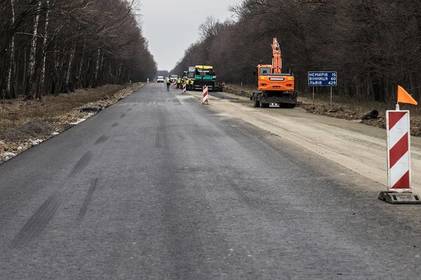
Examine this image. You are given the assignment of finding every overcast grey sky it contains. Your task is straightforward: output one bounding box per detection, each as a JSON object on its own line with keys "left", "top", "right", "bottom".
{"left": 138, "top": 0, "right": 240, "bottom": 71}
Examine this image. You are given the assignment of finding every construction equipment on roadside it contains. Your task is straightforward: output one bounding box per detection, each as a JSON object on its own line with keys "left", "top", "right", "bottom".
{"left": 186, "top": 65, "right": 223, "bottom": 92}
{"left": 251, "top": 38, "right": 297, "bottom": 108}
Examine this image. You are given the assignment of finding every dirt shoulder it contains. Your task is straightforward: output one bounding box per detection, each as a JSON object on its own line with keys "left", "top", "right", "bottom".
{"left": 186, "top": 87, "right": 421, "bottom": 194}
{"left": 0, "top": 83, "right": 143, "bottom": 162}
{"left": 224, "top": 84, "right": 421, "bottom": 136}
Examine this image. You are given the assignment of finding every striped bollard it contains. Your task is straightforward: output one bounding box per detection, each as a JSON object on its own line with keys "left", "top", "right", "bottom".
{"left": 379, "top": 109, "right": 421, "bottom": 204}
{"left": 202, "top": 86, "right": 209, "bottom": 105}
{"left": 182, "top": 84, "right": 187, "bottom": 94}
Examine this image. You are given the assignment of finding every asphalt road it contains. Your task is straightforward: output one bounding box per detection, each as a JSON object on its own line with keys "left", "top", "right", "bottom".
{"left": 1, "top": 84, "right": 421, "bottom": 279}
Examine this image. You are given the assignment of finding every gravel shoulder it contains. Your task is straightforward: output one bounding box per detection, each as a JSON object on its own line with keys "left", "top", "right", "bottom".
{"left": 187, "top": 88, "right": 421, "bottom": 194}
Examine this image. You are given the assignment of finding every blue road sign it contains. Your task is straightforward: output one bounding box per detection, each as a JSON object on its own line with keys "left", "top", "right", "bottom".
{"left": 308, "top": 71, "right": 337, "bottom": 87}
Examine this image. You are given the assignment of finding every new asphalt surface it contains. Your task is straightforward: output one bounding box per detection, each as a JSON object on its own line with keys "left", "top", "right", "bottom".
{"left": 1, "top": 84, "right": 421, "bottom": 279}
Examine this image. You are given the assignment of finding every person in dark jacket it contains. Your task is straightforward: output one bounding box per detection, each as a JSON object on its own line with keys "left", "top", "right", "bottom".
{"left": 166, "top": 77, "right": 171, "bottom": 91}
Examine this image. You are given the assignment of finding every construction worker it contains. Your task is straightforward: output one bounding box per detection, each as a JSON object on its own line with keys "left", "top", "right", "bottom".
{"left": 166, "top": 77, "right": 171, "bottom": 91}
{"left": 176, "top": 77, "right": 182, "bottom": 89}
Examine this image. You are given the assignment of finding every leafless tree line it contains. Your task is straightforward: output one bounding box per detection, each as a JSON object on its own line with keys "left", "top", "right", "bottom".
{"left": 173, "top": 0, "right": 421, "bottom": 103}
{"left": 0, "top": 0, "right": 156, "bottom": 99}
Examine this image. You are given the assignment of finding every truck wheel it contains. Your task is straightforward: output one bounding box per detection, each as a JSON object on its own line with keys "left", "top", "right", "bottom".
{"left": 260, "top": 102, "right": 269, "bottom": 108}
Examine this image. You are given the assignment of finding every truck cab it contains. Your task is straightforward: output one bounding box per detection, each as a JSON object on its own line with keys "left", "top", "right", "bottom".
{"left": 257, "top": 65, "right": 295, "bottom": 93}
{"left": 193, "top": 65, "right": 216, "bottom": 90}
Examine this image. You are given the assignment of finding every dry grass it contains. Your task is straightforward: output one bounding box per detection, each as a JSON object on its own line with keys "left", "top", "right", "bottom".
{"left": 0, "top": 83, "right": 142, "bottom": 160}
{"left": 299, "top": 94, "right": 421, "bottom": 136}
{"left": 0, "top": 85, "right": 124, "bottom": 132}
{"left": 224, "top": 84, "right": 254, "bottom": 98}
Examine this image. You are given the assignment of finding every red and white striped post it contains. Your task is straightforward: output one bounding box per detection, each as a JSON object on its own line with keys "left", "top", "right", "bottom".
{"left": 182, "top": 83, "right": 187, "bottom": 94}
{"left": 386, "top": 110, "right": 411, "bottom": 191}
{"left": 379, "top": 104, "right": 421, "bottom": 203}
{"left": 202, "top": 86, "right": 209, "bottom": 105}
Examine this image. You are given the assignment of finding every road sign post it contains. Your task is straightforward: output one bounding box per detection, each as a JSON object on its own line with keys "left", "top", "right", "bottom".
{"left": 330, "top": 86, "right": 333, "bottom": 107}
{"left": 308, "top": 71, "right": 337, "bottom": 107}
{"left": 312, "top": 87, "right": 315, "bottom": 105}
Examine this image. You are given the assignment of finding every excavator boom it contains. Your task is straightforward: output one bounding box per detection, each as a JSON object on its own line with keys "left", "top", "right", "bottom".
{"left": 271, "top": 38, "right": 282, "bottom": 74}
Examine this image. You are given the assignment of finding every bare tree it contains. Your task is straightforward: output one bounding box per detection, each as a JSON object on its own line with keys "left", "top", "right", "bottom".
{"left": 173, "top": 0, "right": 421, "bottom": 104}
{"left": 6, "top": 0, "right": 16, "bottom": 98}
{"left": 27, "top": 0, "right": 42, "bottom": 98}
{"left": 39, "top": 0, "right": 50, "bottom": 98}
{"left": 0, "top": 0, "right": 157, "bottom": 99}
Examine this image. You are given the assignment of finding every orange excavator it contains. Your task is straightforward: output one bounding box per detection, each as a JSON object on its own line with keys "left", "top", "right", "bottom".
{"left": 251, "top": 38, "right": 297, "bottom": 108}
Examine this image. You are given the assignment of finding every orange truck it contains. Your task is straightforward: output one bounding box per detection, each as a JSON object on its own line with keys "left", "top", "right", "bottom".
{"left": 251, "top": 38, "right": 297, "bottom": 108}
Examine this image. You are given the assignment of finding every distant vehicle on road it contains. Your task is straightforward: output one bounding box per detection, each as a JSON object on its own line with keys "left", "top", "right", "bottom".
{"left": 156, "top": 76, "right": 165, "bottom": 83}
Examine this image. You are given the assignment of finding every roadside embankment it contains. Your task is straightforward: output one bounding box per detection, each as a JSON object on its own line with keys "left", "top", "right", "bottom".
{"left": 224, "top": 84, "right": 421, "bottom": 136}
{"left": 0, "top": 83, "right": 143, "bottom": 163}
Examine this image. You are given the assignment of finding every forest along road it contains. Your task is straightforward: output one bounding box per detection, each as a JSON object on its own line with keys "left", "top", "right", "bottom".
{"left": 198, "top": 90, "right": 421, "bottom": 195}
{"left": 1, "top": 83, "right": 421, "bottom": 279}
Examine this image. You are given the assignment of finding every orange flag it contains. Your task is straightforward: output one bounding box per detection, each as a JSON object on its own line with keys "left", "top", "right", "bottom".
{"left": 398, "top": 85, "right": 418, "bottom": 106}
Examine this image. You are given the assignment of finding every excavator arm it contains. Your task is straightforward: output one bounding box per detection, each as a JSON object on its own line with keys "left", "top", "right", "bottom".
{"left": 271, "top": 38, "right": 282, "bottom": 74}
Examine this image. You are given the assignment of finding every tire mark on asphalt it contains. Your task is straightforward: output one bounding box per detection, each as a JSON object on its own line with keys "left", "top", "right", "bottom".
{"left": 177, "top": 132, "right": 186, "bottom": 141}
{"left": 155, "top": 131, "right": 161, "bottom": 148}
{"left": 155, "top": 111, "right": 166, "bottom": 148}
{"left": 112, "top": 122, "right": 119, "bottom": 127}
{"left": 69, "top": 151, "right": 92, "bottom": 176}
{"left": 95, "top": 135, "right": 109, "bottom": 145}
{"left": 77, "top": 178, "right": 98, "bottom": 222}
{"left": 11, "top": 193, "right": 61, "bottom": 248}
{"left": 120, "top": 113, "right": 126, "bottom": 119}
